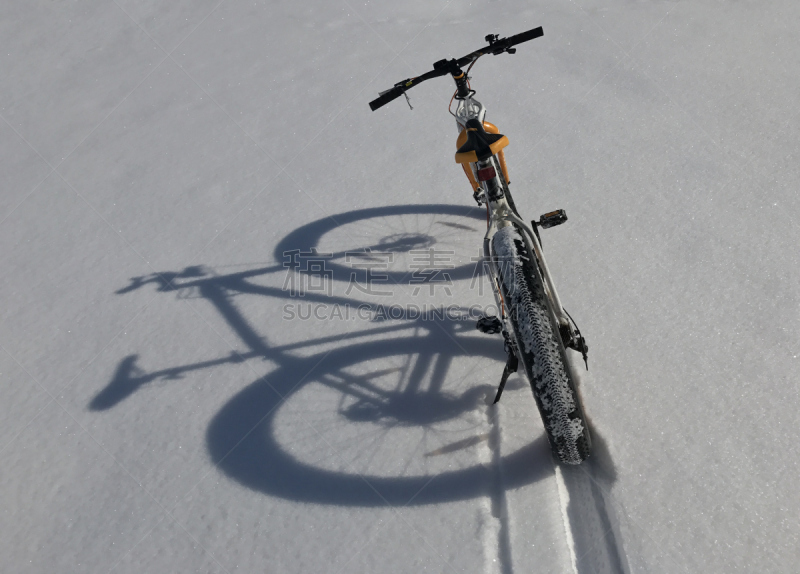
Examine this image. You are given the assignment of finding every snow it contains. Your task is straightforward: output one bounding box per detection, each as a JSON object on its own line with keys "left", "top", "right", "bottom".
{"left": 2, "top": 0, "right": 799, "bottom": 572}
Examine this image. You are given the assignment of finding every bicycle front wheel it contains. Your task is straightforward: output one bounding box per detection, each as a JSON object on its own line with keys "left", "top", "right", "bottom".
{"left": 491, "top": 225, "right": 591, "bottom": 464}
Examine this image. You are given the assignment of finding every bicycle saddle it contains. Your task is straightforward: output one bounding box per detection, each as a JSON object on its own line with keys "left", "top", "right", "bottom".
{"left": 455, "top": 119, "right": 509, "bottom": 164}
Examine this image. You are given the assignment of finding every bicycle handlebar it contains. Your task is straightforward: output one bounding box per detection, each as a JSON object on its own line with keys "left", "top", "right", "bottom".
{"left": 369, "top": 26, "right": 543, "bottom": 111}
{"left": 502, "top": 26, "right": 545, "bottom": 51}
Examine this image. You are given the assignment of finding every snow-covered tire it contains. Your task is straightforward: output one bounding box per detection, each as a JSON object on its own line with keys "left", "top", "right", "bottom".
{"left": 491, "top": 225, "right": 591, "bottom": 464}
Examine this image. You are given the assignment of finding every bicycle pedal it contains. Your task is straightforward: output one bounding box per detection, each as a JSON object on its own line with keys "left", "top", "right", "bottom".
{"left": 476, "top": 316, "right": 502, "bottom": 334}
{"left": 538, "top": 209, "right": 567, "bottom": 229}
{"left": 473, "top": 188, "right": 486, "bottom": 206}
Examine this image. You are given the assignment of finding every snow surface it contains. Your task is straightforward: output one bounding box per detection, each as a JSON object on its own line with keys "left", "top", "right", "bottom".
{"left": 2, "top": 0, "right": 799, "bottom": 572}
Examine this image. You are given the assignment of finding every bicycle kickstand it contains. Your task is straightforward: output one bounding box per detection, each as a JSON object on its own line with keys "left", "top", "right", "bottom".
{"left": 493, "top": 332, "right": 519, "bottom": 404}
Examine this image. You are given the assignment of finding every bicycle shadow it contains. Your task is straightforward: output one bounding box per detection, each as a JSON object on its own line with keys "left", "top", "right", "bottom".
{"left": 91, "top": 204, "right": 619, "bottom": 529}
{"left": 206, "top": 330, "right": 557, "bottom": 507}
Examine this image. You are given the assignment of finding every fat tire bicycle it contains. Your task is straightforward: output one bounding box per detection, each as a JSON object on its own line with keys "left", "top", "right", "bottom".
{"left": 369, "top": 26, "right": 593, "bottom": 464}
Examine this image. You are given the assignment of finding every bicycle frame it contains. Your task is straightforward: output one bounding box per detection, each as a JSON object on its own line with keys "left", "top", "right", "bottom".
{"left": 452, "top": 94, "right": 570, "bottom": 329}
{"left": 367, "top": 27, "right": 592, "bottom": 463}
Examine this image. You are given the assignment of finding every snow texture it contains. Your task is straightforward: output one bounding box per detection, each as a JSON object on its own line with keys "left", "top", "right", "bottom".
{"left": 2, "top": 0, "right": 800, "bottom": 573}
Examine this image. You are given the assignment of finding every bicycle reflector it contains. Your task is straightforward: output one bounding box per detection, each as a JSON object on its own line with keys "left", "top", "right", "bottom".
{"left": 477, "top": 165, "right": 496, "bottom": 181}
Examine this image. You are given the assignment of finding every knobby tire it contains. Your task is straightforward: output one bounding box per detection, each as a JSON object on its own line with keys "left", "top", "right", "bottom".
{"left": 491, "top": 225, "right": 591, "bottom": 464}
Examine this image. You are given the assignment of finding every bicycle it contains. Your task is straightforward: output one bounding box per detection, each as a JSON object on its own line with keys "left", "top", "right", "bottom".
{"left": 369, "top": 26, "right": 593, "bottom": 464}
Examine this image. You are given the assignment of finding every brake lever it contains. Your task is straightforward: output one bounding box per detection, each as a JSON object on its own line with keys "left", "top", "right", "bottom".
{"left": 379, "top": 78, "right": 413, "bottom": 97}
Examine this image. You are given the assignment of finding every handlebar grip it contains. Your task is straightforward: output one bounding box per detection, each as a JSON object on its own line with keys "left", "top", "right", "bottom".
{"left": 506, "top": 26, "right": 543, "bottom": 47}
{"left": 369, "top": 87, "right": 405, "bottom": 111}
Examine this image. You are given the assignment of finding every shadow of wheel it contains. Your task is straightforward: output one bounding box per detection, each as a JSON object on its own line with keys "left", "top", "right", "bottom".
{"left": 274, "top": 204, "right": 485, "bottom": 284}
{"left": 207, "top": 335, "right": 553, "bottom": 506}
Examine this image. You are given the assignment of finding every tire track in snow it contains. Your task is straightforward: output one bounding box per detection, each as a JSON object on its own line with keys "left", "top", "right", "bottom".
{"left": 482, "top": 363, "right": 629, "bottom": 573}
{"left": 478, "top": 400, "right": 513, "bottom": 574}
{"left": 487, "top": 404, "right": 513, "bottom": 574}
{"left": 554, "top": 430, "right": 631, "bottom": 574}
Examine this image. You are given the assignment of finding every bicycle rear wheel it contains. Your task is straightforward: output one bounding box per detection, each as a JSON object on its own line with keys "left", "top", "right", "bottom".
{"left": 491, "top": 225, "right": 591, "bottom": 464}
